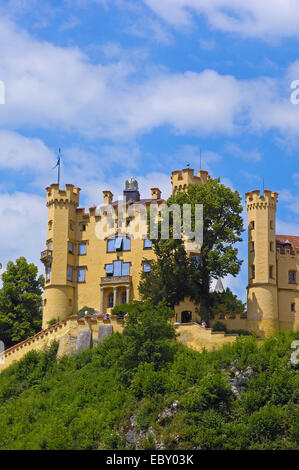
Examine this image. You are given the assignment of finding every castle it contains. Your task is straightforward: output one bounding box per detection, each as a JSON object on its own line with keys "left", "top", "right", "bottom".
{"left": 40, "top": 168, "right": 299, "bottom": 337}
{"left": 1, "top": 167, "right": 298, "bottom": 372}
{"left": 41, "top": 168, "right": 209, "bottom": 329}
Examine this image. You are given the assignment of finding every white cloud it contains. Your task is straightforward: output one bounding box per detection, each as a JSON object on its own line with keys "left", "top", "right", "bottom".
{"left": 0, "top": 130, "right": 55, "bottom": 172}
{"left": 0, "top": 17, "right": 299, "bottom": 143}
{"left": 277, "top": 189, "right": 299, "bottom": 216}
{"left": 0, "top": 192, "right": 46, "bottom": 274}
{"left": 293, "top": 173, "right": 299, "bottom": 185}
{"left": 276, "top": 219, "right": 299, "bottom": 236}
{"left": 225, "top": 143, "right": 262, "bottom": 162}
{"left": 143, "top": 0, "right": 299, "bottom": 40}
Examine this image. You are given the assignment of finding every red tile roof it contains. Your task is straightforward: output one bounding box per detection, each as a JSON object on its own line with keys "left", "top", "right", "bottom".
{"left": 276, "top": 235, "right": 299, "bottom": 254}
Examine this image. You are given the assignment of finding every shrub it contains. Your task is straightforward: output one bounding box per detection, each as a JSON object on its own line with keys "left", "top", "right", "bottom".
{"left": 212, "top": 321, "right": 228, "bottom": 333}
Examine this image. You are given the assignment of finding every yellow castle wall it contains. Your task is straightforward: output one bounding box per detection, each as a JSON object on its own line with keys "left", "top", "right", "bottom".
{"left": 175, "top": 323, "right": 239, "bottom": 351}
{"left": 0, "top": 315, "right": 124, "bottom": 373}
{"left": 210, "top": 314, "right": 248, "bottom": 331}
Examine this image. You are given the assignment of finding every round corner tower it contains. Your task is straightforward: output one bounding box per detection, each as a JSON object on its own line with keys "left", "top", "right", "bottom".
{"left": 246, "top": 189, "right": 279, "bottom": 337}
{"left": 41, "top": 184, "right": 81, "bottom": 329}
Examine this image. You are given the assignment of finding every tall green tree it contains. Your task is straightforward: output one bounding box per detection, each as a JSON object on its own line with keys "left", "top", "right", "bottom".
{"left": 114, "top": 300, "right": 175, "bottom": 371}
{"left": 0, "top": 257, "right": 44, "bottom": 348}
{"left": 139, "top": 178, "right": 244, "bottom": 320}
{"left": 139, "top": 238, "right": 200, "bottom": 308}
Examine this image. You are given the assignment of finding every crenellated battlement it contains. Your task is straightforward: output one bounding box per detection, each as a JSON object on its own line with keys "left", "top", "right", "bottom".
{"left": 246, "top": 189, "right": 278, "bottom": 211}
{"left": 46, "top": 184, "right": 81, "bottom": 207}
{"left": 171, "top": 168, "right": 210, "bottom": 194}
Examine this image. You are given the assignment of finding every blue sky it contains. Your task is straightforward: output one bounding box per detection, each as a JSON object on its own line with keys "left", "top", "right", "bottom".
{"left": 1, "top": 0, "right": 299, "bottom": 301}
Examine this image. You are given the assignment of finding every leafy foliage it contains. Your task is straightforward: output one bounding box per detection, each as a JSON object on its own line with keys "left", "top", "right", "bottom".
{"left": 0, "top": 257, "right": 44, "bottom": 348}
{"left": 209, "top": 288, "right": 246, "bottom": 317}
{"left": 0, "top": 324, "right": 298, "bottom": 450}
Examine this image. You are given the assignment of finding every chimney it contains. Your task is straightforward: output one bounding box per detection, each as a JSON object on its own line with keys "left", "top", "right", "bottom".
{"left": 103, "top": 190, "right": 113, "bottom": 205}
{"left": 151, "top": 188, "right": 162, "bottom": 200}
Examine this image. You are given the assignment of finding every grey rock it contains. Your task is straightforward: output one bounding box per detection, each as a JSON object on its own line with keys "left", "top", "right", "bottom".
{"left": 98, "top": 325, "right": 113, "bottom": 342}
{"left": 125, "top": 429, "right": 137, "bottom": 445}
{"left": 157, "top": 400, "right": 179, "bottom": 423}
{"left": 228, "top": 366, "right": 254, "bottom": 396}
{"left": 76, "top": 329, "right": 92, "bottom": 352}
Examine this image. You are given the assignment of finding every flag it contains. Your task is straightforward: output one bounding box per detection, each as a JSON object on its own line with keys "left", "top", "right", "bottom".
{"left": 52, "top": 149, "right": 61, "bottom": 170}
{"left": 52, "top": 155, "right": 60, "bottom": 170}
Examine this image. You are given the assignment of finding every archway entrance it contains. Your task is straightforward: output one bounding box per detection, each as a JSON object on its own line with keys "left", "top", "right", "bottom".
{"left": 181, "top": 311, "right": 192, "bottom": 323}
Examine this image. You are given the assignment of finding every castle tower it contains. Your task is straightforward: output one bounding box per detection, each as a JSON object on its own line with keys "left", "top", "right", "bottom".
{"left": 41, "top": 184, "right": 81, "bottom": 328}
{"left": 171, "top": 169, "right": 210, "bottom": 194}
{"left": 246, "top": 189, "right": 279, "bottom": 337}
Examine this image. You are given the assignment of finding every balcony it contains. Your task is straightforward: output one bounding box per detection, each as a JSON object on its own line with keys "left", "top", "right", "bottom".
{"left": 100, "top": 275, "right": 131, "bottom": 286}
{"left": 40, "top": 249, "right": 52, "bottom": 265}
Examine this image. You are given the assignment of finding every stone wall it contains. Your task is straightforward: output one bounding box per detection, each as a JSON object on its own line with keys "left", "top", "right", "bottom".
{"left": 0, "top": 314, "right": 124, "bottom": 373}
{"left": 175, "top": 322, "right": 239, "bottom": 352}
{"left": 0, "top": 315, "right": 245, "bottom": 373}
{"left": 210, "top": 312, "right": 248, "bottom": 332}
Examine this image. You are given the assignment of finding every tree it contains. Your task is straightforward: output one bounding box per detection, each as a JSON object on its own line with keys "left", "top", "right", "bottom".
{"left": 208, "top": 288, "right": 246, "bottom": 317}
{"left": 0, "top": 257, "right": 44, "bottom": 348}
{"left": 139, "top": 178, "right": 244, "bottom": 321}
{"left": 118, "top": 300, "right": 176, "bottom": 370}
{"left": 139, "top": 238, "right": 199, "bottom": 308}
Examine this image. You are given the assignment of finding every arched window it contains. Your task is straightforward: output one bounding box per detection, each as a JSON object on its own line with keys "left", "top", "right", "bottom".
{"left": 121, "top": 291, "right": 127, "bottom": 304}
{"left": 108, "top": 293, "right": 113, "bottom": 308}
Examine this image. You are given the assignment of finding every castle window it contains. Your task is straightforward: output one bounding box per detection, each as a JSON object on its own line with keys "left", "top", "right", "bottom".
{"left": 107, "top": 239, "right": 115, "bottom": 252}
{"left": 143, "top": 262, "right": 151, "bottom": 273}
{"left": 46, "top": 266, "right": 51, "bottom": 282}
{"left": 105, "top": 264, "right": 113, "bottom": 276}
{"left": 121, "top": 291, "right": 127, "bottom": 304}
{"left": 270, "top": 242, "right": 274, "bottom": 252}
{"left": 121, "top": 262, "right": 130, "bottom": 276}
{"left": 107, "top": 237, "right": 131, "bottom": 252}
{"left": 122, "top": 238, "right": 131, "bottom": 251}
{"left": 249, "top": 221, "right": 255, "bottom": 230}
{"left": 68, "top": 242, "right": 74, "bottom": 254}
{"left": 77, "top": 267, "right": 86, "bottom": 283}
{"left": 288, "top": 271, "right": 296, "bottom": 284}
{"left": 144, "top": 238, "right": 152, "bottom": 249}
{"left": 81, "top": 224, "right": 86, "bottom": 232}
{"left": 67, "top": 266, "right": 73, "bottom": 282}
{"left": 250, "top": 241, "right": 254, "bottom": 252}
{"left": 70, "top": 223, "right": 74, "bottom": 231}
{"left": 270, "top": 220, "right": 274, "bottom": 229}
{"left": 108, "top": 293, "right": 114, "bottom": 308}
{"left": 269, "top": 265, "right": 274, "bottom": 279}
{"left": 48, "top": 220, "right": 53, "bottom": 230}
{"left": 105, "top": 261, "right": 130, "bottom": 277}
{"left": 47, "top": 240, "right": 52, "bottom": 251}
{"left": 251, "top": 265, "right": 255, "bottom": 279}
{"left": 291, "top": 303, "right": 296, "bottom": 312}
{"left": 79, "top": 243, "right": 86, "bottom": 255}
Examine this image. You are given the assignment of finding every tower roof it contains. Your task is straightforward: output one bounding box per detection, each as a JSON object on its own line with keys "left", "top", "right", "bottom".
{"left": 214, "top": 278, "right": 225, "bottom": 294}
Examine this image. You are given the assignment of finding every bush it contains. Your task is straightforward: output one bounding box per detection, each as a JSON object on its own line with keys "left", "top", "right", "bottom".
{"left": 111, "top": 304, "right": 129, "bottom": 319}
{"left": 212, "top": 321, "right": 228, "bottom": 333}
{"left": 78, "top": 306, "right": 95, "bottom": 317}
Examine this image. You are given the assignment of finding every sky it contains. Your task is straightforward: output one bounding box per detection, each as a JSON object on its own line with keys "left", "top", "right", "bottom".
{"left": 1, "top": 0, "right": 299, "bottom": 301}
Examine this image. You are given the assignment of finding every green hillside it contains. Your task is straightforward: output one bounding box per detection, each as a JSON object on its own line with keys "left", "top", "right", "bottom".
{"left": 0, "top": 307, "right": 298, "bottom": 450}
